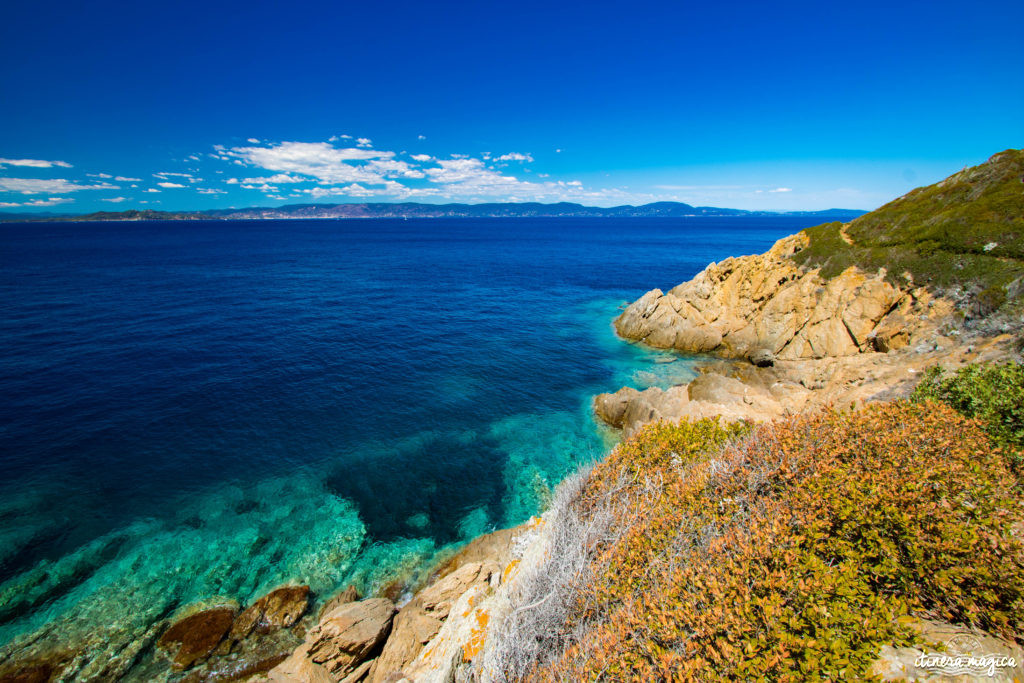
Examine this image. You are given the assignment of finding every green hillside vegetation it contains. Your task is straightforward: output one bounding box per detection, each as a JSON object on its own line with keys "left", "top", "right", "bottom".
{"left": 792, "top": 149, "right": 1024, "bottom": 311}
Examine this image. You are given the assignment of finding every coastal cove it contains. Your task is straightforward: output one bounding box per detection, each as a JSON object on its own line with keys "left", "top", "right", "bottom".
{"left": 0, "top": 216, "right": 826, "bottom": 673}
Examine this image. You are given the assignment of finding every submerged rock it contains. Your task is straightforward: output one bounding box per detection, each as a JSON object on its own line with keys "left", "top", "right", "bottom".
{"left": 157, "top": 604, "right": 238, "bottom": 670}
{"left": 230, "top": 585, "right": 310, "bottom": 641}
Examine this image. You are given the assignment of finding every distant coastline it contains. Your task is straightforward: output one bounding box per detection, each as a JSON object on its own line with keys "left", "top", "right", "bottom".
{"left": 0, "top": 201, "right": 867, "bottom": 223}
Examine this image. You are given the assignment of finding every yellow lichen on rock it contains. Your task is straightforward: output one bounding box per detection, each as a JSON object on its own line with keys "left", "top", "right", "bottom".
{"left": 461, "top": 610, "right": 490, "bottom": 662}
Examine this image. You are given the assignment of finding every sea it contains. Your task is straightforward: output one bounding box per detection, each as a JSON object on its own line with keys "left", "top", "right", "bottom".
{"left": 0, "top": 216, "right": 824, "bottom": 655}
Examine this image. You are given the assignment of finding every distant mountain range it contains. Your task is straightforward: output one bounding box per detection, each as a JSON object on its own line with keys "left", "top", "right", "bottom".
{"left": 0, "top": 201, "right": 867, "bottom": 222}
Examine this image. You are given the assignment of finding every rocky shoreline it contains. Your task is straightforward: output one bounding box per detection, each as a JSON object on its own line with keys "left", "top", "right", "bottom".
{"left": 237, "top": 226, "right": 1019, "bottom": 683}
{"left": 595, "top": 231, "right": 1019, "bottom": 435}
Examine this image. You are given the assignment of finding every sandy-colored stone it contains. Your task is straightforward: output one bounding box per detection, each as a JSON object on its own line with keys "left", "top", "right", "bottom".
{"left": 304, "top": 598, "right": 396, "bottom": 678}
{"left": 267, "top": 640, "right": 335, "bottom": 683}
{"left": 340, "top": 658, "right": 375, "bottom": 682}
{"left": 416, "top": 563, "right": 488, "bottom": 620}
{"left": 613, "top": 230, "right": 950, "bottom": 364}
{"left": 319, "top": 584, "right": 361, "bottom": 621}
{"left": 369, "top": 608, "right": 444, "bottom": 683}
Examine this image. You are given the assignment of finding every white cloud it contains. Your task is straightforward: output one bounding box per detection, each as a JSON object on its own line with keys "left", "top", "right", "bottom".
{"left": 0, "top": 158, "right": 72, "bottom": 168}
{"left": 114, "top": 176, "right": 142, "bottom": 182}
{"left": 23, "top": 197, "right": 73, "bottom": 207}
{"left": 1, "top": 196, "right": 71, "bottom": 207}
{"left": 145, "top": 188, "right": 161, "bottom": 193}
{"left": 209, "top": 137, "right": 649, "bottom": 205}
{"left": 416, "top": 157, "right": 628, "bottom": 203}
{"left": 304, "top": 180, "right": 417, "bottom": 199}
{"left": 0, "top": 178, "right": 117, "bottom": 194}
{"left": 88, "top": 172, "right": 114, "bottom": 179}
{"left": 102, "top": 196, "right": 128, "bottom": 203}
{"left": 417, "top": 135, "right": 426, "bottom": 140}
{"left": 246, "top": 138, "right": 260, "bottom": 143}
{"left": 225, "top": 140, "right": 406, "bottom": 185}
{"left": 494, "top": 152, "right": 534, "bottom": 163}
{"left": 239, "top": 173, "right": 306, "bottom": 184}
{"left": 769, "top": 187, "right": 793, "bottom": 193}
{"left": 329, "top": 134, "right": 353, "bottom": 142}
{"left": 364, "top": 158, "right": 424, "bottom": 178}
{"left": 157, "top": 182, "right": 185, "bottom": 188}
{"left": 555, "top": 149, "right": 562, "bottom": 153}
{"left": 197, "top": 188, "right": 226, "bottom": 194}
{"left": 154, "top": 172, "right": 199, "bottom": 182}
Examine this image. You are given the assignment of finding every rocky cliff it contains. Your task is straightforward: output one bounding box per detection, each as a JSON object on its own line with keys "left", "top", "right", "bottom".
{"left": 613, "top": 232, "right": 951, "bottom": 361}
{"left": 596, "top": 150, "right": 1023, "bottom": 436}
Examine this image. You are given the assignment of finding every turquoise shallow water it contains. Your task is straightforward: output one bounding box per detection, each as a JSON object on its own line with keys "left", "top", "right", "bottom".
{"left": 0, "top": 216, "right": 823, "bottom": 655}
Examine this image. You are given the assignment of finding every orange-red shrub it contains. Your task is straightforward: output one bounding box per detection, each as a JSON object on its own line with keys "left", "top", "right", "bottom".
{"left": 535, "top": 402, "right": 1024, "bottom": 681}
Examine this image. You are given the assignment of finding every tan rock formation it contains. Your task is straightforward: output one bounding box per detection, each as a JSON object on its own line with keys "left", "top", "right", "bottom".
{"left": 612, "top": 232, "right": 953, "bottom": 361}
{"left": 368, "top": 526, "right": 519, "bottom": 683}
{"left": 270, "top": 598, "right": 395, "bottom": 681}
{"left": 318, "top": 584, "right": 361, "bottom": 621}
{"left": 592, "top": 225, "right": 1011, "bottom": 435}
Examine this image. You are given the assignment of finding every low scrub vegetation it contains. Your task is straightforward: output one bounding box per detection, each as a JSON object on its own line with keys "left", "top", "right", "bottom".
{"left": 495, "top": 402, "right": 1024, "bottom": 681}
{"left": 791, "top": 149, "right": 1023, "bottom": 306}
{"left": 912, "top": 360, "right": 1024, "bottom": 474}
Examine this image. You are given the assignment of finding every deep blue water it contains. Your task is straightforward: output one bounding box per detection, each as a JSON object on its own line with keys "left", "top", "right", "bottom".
{"left": 0, "top": 216, "right": 823, "bottom": 649}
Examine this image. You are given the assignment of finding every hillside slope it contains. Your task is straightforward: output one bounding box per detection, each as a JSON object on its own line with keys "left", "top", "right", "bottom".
{"left": 793, "top": 148, "right": 1024, "bottom": 305}
{"left": 613, "top": 149, "right": 1023, "bottom": 363}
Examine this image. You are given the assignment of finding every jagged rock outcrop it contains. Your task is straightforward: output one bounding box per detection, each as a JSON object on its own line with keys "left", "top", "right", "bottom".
{"left": 308, "top": 598, "right": 396, "bottom": 678}
{"left": 367, "top": 527, "right": 518, "bottom": 682}
{"left": 613, "top": 233, "right": 953, "bottom": 361}
{"left": 596, "top": 224, "right": 986, "bottom": 435}
{"left": 270, "top": 597, "right": 395, "bottom": 681}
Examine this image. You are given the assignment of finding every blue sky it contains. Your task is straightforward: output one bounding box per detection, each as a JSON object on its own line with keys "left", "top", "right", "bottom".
{"left": 1, "top": 0, "right": 1021, "bottom": 213}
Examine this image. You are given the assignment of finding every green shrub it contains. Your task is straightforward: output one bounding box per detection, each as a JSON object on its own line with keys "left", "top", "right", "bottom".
{"left": 912, "top": 361, "right": 1024, "bottom": 473}
{"left": 974, "top": 285, "right": 1008, "bottom": 315}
